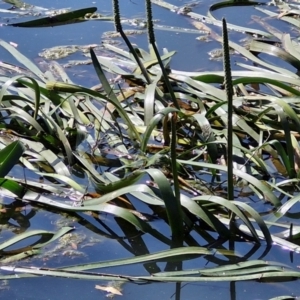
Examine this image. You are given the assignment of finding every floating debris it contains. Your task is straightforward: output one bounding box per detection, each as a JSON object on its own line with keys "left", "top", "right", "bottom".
{"left": 39, "top": 44, "right": 100, "bottom": 60}
{"left": 62, "top": 249, "right": 85, "bottom": 258}
{"left": 196, "top": 35, "right": 211, "bottom": 42}
{"left": 58, "top": 232, "right": 86, "bottom": 248}
{"left": 102, "top": 30, "right": 146, "bottom": 38}
{"left": 95, "top": 281, "right": 125, "bottom": 298}
{"left": 208, "top": 48, "right": 224, "bottom": 60}
{"left": 208, "top": 48, "right": 234, "bottom": 60}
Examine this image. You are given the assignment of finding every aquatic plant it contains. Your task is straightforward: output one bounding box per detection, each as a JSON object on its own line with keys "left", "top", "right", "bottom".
{"left": 1, "top": 2, "right": 300, "bottom": 297}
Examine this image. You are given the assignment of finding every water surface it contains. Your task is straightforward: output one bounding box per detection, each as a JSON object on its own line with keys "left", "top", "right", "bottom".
{"left": 0, "top": 0, "right": 300, "bottom": 299}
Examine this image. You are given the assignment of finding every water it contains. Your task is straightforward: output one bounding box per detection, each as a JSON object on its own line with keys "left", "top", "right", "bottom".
{"left": 0, "top": 0, "right": 300, "bottom": 299}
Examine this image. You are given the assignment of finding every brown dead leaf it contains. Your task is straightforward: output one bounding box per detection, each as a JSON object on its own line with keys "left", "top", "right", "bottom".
{"left": 71, "top": 242, "right": 77, "bottom": 250}
{"left": 95, "top": 285, "right": 122, "bottom": 296}
{"left": 190, "top": 20, "right": 211, "bottom": 33}
{"left": 9, "top": 41, "right": 18, "bottom": 47}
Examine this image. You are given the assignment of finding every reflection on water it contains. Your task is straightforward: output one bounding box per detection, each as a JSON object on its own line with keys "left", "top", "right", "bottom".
{"left": 1, "top": 193, "right": 300, "bottom": 299}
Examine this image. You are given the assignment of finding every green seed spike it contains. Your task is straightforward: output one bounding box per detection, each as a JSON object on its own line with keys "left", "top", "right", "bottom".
{"left": 145, "top": 0, "right": 180, "bottom": 110}
{"left": 222, "top": 18, "right": 234, "bottom": 203}
{"left": 112, "top": 0, "right": 122, "bottom": 32}
{"left": 112, "top": 0, "right": 151, "bottom": 84}
{"left": 145, "top": 0, "right": 155, "bottom": 44}
{"left": 222, "top": 19, "right": 233, "bottom": 102}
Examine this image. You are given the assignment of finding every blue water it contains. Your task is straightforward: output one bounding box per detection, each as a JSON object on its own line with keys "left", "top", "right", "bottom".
{"left": 0, "top": 0, "right": 300, "bottom": 299}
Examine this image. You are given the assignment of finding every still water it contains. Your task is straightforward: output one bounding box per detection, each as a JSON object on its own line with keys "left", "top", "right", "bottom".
{"left": 0, "top": 0, "right": 300, "bottom": 299}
